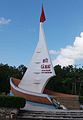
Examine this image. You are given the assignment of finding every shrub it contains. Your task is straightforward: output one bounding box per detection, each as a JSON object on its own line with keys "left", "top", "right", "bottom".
{"left": 0, "top": 96, "right": 26, "bottom": 108}
{"left": 79, "top": 96, "right": 83, "bottom": 104}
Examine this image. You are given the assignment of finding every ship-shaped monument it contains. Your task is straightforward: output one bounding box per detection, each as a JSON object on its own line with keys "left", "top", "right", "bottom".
{"left": 10, "top": 6, "right": 65, "bottom": 111}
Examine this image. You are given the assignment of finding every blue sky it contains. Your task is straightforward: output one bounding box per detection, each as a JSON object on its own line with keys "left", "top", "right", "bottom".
{"left": 0, "top": 0, "right": 83, "bottom": 67}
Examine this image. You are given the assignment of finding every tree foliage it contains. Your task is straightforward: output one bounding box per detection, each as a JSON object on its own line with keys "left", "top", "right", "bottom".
{"left": 0, "top": 63, "right": 83, "bottom": 96}
{"left": 0, "top": 63, "right": 27, "bottom": 94}
{"left": 46, "top": 65, "right": 83, "bottom": 96}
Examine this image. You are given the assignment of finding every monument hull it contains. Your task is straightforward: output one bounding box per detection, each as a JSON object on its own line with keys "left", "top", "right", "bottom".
{"left": 10, "top": 77, "right": 52, "bottom": 105}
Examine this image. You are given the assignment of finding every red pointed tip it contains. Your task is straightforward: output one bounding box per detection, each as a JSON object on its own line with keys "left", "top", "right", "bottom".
{"left": 40, "top": 5, "right": 46, "bottom": 23}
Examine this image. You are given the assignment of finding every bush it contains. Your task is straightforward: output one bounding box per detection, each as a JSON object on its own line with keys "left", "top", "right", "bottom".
{"left": 79, "top": 96, "right": 83, "bottom": 104}
{"left": 0, "top": 96, "right": 26, "bottom": 108}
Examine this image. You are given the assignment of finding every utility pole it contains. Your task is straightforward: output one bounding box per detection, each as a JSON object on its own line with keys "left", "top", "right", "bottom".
{"left": 74, "top": 79, "right": 77, "bottom": 95}
{"left": 79, "top": 81, "right": 83, "bottom": 96}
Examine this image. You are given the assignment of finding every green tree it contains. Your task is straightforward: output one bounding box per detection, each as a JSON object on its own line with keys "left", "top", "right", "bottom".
{"left": 0, "top": 63, "right": 27, "bottom": 94}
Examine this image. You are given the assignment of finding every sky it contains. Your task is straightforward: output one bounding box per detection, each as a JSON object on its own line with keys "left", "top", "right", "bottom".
{"left": 0, "top": 0, "right": 83, "bottom": 67}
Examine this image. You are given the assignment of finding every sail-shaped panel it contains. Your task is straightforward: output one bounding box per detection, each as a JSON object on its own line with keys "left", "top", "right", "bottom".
{"left": 18, "top": 23, "right": 55, "bottom": 93}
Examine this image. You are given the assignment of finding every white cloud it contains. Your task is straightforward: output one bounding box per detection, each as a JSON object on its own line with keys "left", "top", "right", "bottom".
{"left": 52, "top": 32, "right": 83, "bottom": 67}
{"left": 49, "top": 50, "right": 59, "bottom": 55}
{"left": 0, "top": 17, "right": 11, "bottom": 25}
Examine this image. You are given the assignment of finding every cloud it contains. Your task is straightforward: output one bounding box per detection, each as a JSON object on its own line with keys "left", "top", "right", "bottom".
{"left": 0, "top": 17, "right": 11, "bottom": 25}
{"left": 49, "top": 50, "right": 59, "bottom": 55}
{"left": 52, "top": 32, "right": 83, "bottom": 67}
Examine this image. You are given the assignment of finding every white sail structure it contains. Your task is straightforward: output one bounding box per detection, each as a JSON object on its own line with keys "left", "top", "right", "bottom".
{"left": 10, "top": 6, "right": 67, "bottom": 110}
{"left": 10, "top": 5, "right": 57, "bottom": 106}
{"left": 18, "top": 6, "right": 55, "bottom": 93}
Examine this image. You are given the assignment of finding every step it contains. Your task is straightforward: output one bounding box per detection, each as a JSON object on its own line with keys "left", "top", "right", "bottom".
{"left": 17, "top": 110, "right": 83, "bottom": 119}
